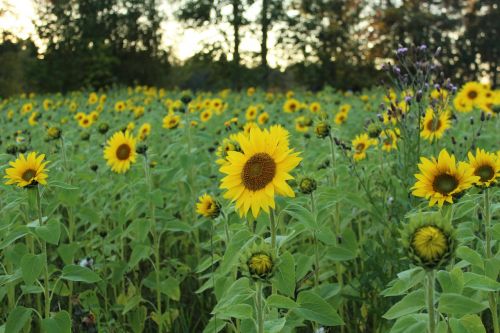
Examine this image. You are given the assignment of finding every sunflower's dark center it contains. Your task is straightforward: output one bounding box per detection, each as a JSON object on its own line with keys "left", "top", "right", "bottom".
{"left": 22, "top": 169, "right": 36, "bottom": 182}
{"left": 116, "top": 144, "right": 131, "bottom": 160}
{"left": 83, "top": 119, "right": 89, "bottom": 124}
{"left": 206, "top": 201, "right": 212, "bottom": 210}
{"left": 383, "top": 138, "right": 392, "bottom": 145}
{"left": 242, "top": 153, "right": 276, "bottom": 191}
{"left": 290, "top": 103, "right": 296, "bottom": 110}
{"left": 426, "top": 119, "right": 442, "bottom": 131}
{"left": 467, "top": 90, "right": 478, "bottom": 100}
{"left": 475, "top": 165, "right": 494, "bottom": 182}
{"left": 433, "top": 173, "right": 458, "bottom": 195}
{"left": 355, "top": 143, "right": 365, "bottom": 152}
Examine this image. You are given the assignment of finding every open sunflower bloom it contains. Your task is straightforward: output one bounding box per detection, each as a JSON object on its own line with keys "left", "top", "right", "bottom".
{"left": 4, "top": 152, "right": 49, "bottom": 187}
{"left": 220, "top": 125, "right": 301, "bottom": 218}
{"left": 103, "top": 130, "right": 137, "bottom": 174}
{"left": 412, "top": 149, "right": 479, "bottom": 207}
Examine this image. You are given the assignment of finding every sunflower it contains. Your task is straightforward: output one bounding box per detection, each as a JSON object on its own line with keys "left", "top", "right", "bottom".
{"left": 103, "top": 131, "right": 137, "bottom": 173}
{"left": 162, "top": 113, "right": 181, "bottom": 129}
{"left": 115, "top": 101, "right": 126, "bottom": 112}
{"left": 309, "top": 102, "right": 321, "bottom": 113}
{"left": 43, "top": 99, "right": 53, "bottom": 111}
{"left": 219, "top": 126, "right": 301, "bottom": 218}
{"left": 295, "top": 116, "right": 309, "bottom": 133}
{"left": 339, "top": 104, "right": 351, "bottom": 114}
{"left": 412, "top": 149, "right": 479, "bottom": 207}
{"left": 460, "top": 81, "right": 485, "bottom": 106}
{"left": 88, "top": 92, "right": 98, "bottom": 105}
{"left": 243, "top": 122, "right": 259, "bottom": 136}
{"left": 380, "top": 129, "right": 399, "bottom": 152}
{"left": 28, "top": 112, "right": 40, "bottom": 126}
{"left": 22, "top": 103, "right": 33, "bottom": 115}
{"left": 453, "top": 95, "right": 473, "bottom": 113}
{"left": 352, "top": 133, "right": 376, "bottom": 161}
{"left": 196, "top": 194, "right": 221, "bottom": 219}
{"left": 257, "top": 112, "right": 270, "bottom": 125}
{"left": 466, "top": 148, "right": 500, "bottom": 187}
{"left": 335, "top": 112, "right": 348, "bottom": 125}
{"left": 138, "top": 123, "right": 151, "bottom": 141}
{"left": 283, "top": 98, "right": 300, "bottom": 113}
{"left": 420, "top": 109, "right": 451, "bottom": 142}
{"left": 4, "top": 152, "right": 49, "bottom": 187}
{"left": 79, "top": 115, "right": 93, "bottom": 128}
{"left": 200, "top": 109, "right": 213, "bottom": 122}
{"left": 246, "top": 106, "right": 258, "bottom": 121}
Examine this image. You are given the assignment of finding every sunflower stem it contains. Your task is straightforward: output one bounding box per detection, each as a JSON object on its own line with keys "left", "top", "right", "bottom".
{"left": 255, "top": 281, "right": 264, "bottom": 333}
{"left": 35, "top": 186, "right": 50, "bottom": 319}
{"left": 311, "top": 192, "right": 320, "bottom": 286}
{"left": 143, "top": 155, "right": 164, "bottom": 333}
{"left": 269, "top": 209, "right": 277, "bottom": 250}
{"left": 426, "top": 270, "right": 436, "bottom": 333}
{"left": 484, "top": 188, "right": 499, "bottom": 333}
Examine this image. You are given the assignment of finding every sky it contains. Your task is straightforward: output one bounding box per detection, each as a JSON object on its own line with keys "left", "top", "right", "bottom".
{"left": 0, "top": 0, "right": 284, "bottom": 67}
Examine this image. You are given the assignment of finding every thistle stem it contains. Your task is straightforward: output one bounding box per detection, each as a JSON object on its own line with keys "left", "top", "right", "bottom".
{"left": 484, "top": 188, "right": 499, "bottom": 333}
{"left": 426, "top": 270, "right": 436, "bottom": 333}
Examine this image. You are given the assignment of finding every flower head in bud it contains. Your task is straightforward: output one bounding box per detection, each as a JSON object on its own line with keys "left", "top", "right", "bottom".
{"left": 314, "top": 121, "right": 330, "bottom": 139}
{"left": 241, "top": 243, "right": 276, "bottom": 282}
{"left": 402, "top": 212, "right": 456, "bottom": 270}
{"left": 299, "top": 177, "right": 317, "bottom": 194}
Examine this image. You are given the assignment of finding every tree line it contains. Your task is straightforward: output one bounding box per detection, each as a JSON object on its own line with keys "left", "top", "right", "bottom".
{"left": 0, "top": 0, "right": 498, "bottom": 96}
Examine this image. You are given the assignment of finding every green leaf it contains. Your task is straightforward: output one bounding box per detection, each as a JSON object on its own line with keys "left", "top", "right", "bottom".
{"left": 5, "top": 306, "right": 32, "bottom": 333}
{"left": 389, "top": 314, "right": 427, "bottom": 333}
{"left": 383, "top": 290, "right": 426, "bottom": 320}
{"left": 35, "top": 220, "right": 61, "bottom": 245}
{"left": 213, "top": 278, "right": 253, "bottom": 313}
{"left": 220, "top": 230, "right": 254, "bottom": 275}
{"left": 0, "top": 227, "right": 29, "bottom": 250}
{"left": 221, "top": 304, "right": 253, "bottom": 319}
{"left": 459, "top": 314, "right": 486, "bottom": 333}
{"left": 295, "top": 290, "right": 344, "bottom": 326}
{"left": 61, "top": 265, "right": 101, "bottom": 283}
{"left": 437, "top": 267, "right": 464, "bottom": 294}
{"left": 21, "top": 253, "right": 44, "bottom": 285}
{"left": 438, "top": 293, "right": 487, "bottom": 315}
{"left": 383, "top": 268, "right": 425, "bottom": 297}
{"left": 202, "top": 317, "right": 226, "bottom": 333}
{"left": 41, "top": 310, "right": 71, "bottom": 333}
{"left": 161, "top": 277, "right": 180, "bottom": 301}
{"left": 128, "top": 244, "right": 151, "bottom": 269}
{"left": 284, "top": 204, "right": 318, "bottom": 230}
{"left": 57, "top": 243, "right": 79, "bottom": 266}
{"left": 273, "top": 251, "right": 295, "bottom": 297}
{"left": 463, "top": 272, "right": 500, "bottom": 291}
{"left": 264, "top": 318, "right": 286, "bottom": 333}
{"left": 267, "top": 294, "right": 298, "bottom": 309}
{"left": 456, "top": 246, "right": 484, "bottom": 269}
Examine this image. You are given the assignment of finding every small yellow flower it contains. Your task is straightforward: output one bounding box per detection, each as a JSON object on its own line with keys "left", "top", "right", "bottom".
{"left": 163, "top": 113, "right": 181, "bottom": 129}
{"left": 196, "top": 194, "right": 220, "bottom": 219}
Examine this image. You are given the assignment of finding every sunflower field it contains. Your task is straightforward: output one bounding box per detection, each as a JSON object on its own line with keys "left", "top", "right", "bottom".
{"left": 0, "top": 47, "right": 499, "bottom": 333}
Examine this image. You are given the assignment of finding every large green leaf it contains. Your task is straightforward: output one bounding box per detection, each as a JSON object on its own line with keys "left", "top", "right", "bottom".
{"left": 295, "top": 290, "right": 344, "bottom": 326}
{"left": 273, "top": 251, "right": 295, "bottom": 297}
{"left": 5, "top": 306, "right": 32, "bottom": 333}
{"left": 61, "top": 265, "right": 101, "bottom": 283}
{"left": 35, "top": 219, "right": 61, "bottom": 245}
{"left": 383, "top": 290, "right": 426, "bottom": 320}
{"left": 438, "top": 293, "right": 487, "bottom": 315}
{"left": 41, "top": 310, "right": 71, "bottom": 333}
{"left": 20, "top": 253, "right": 44, "bottom": 285}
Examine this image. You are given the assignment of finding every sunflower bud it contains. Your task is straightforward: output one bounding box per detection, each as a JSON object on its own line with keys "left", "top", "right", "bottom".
{"left": 6, "top": 144, "right": 17, "bottom": 155}
{"left": 80, "top": 132, "right": 90, "bottom": 141}
{"left": 299, "top": 177, "right": 317, "bottom": 194}
{"left": 401, "top": 212, "right": 456, "bottom": 270}
{"left": 314, "top": 121, "right": 330, "bottom": 139}
{"left": 241, "top": 243, "right": 276, "bottom": 282}
{"left": 98, "top": 123, "right": 110, "bottom": 134}
{"left": 47, "top": 127, "right": 62, "bottom": 140}
{"left": 136, "top": 143, "right": 148, "bottom": 155}
{"left": 367, "top": 123, "right": 382, "bottom": 138}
